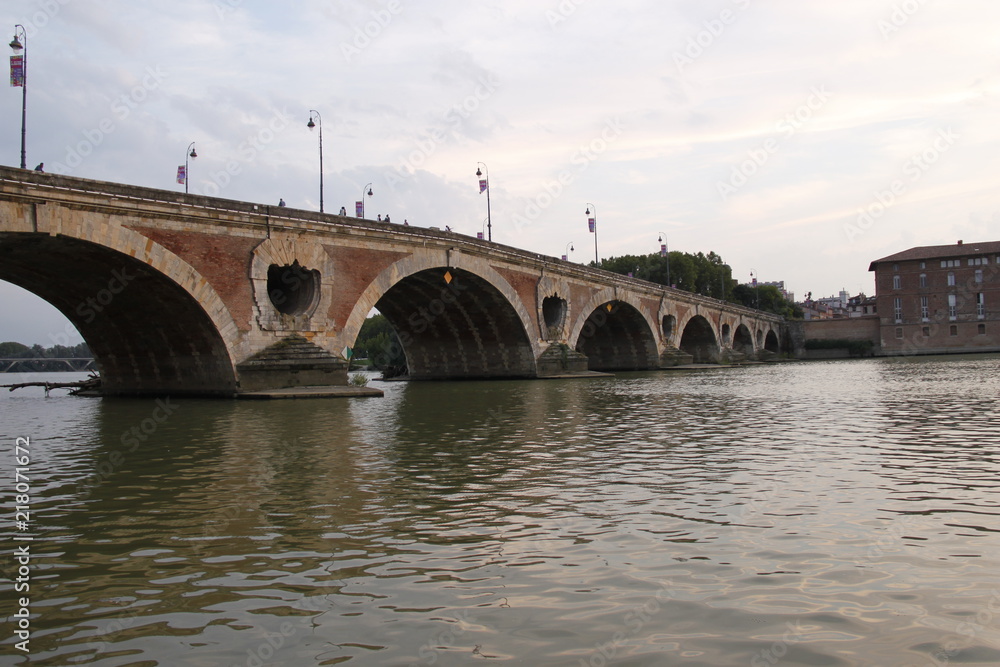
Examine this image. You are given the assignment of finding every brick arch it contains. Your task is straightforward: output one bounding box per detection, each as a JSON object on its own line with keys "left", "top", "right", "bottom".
{"left": 733, "top": 322, "right": 756, "bottom": 355}
{"left": 678, "top": 312, "right": 721, "bottom": 363}
{"left": 675, "top": 309, "right": 721, "bottom": 347}
{"left": 0, "top": 225, "right": 241, "bottom": 395}
{"left": 567, "top": 287, "right": 657, "bottom": 346}
{"left": 341, "top": 253, "right": 540, "bottom": 379}
{"left": 569, "top": 289, "right": 659, "bottom": 371}
{"left": 764, "top": 328, "right": 781, "bottom": 353}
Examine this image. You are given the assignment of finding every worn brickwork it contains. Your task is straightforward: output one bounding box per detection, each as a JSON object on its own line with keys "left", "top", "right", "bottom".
{"left": 128, "top": 226, "right": 259, "bottom": 331}
{"left": 323, "top": 244, "right": 409, "bottom": 328}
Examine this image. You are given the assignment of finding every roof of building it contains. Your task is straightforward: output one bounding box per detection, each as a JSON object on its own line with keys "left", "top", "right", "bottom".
{"left": 868, "top": 240, "right": 1000, "bottom": 270}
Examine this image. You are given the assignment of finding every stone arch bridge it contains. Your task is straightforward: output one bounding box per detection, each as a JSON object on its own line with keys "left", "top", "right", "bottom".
{"left": 0, "top": 167, "right": 784, "bottom": 395}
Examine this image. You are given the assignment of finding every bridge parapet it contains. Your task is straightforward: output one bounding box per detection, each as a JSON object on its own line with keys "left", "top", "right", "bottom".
{"left": 0, "top": 167, "right": 785, "bottom": 394}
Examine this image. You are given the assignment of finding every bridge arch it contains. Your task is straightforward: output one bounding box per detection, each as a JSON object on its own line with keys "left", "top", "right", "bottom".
{"left": 571, "top": 294, "right": 658, "bottom": 371}
{"left": 764, "top": 329, "right": 780, "bottom": 353}
{"left": 342, "top": 254, "right": 539, "bottom": 379}
{"left": 678, "top": 314, "right": 720, "bottom": 363}
{"left": 0, "top": 227, "right": 241, "bottom": 395}
{"left": 733, "top": 323, "right": 755, "bottom": 357}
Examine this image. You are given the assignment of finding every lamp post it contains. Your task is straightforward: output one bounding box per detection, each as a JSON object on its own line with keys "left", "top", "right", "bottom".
{"left": 476, "top": 162, "right": 491, "bottom": 242}
{"left": 9, "top": 25, "right": 27, "bottom": 169}
{"left": 750, "top": 268, "right": 759, "bottom": 309}
{"left": 658, "top": 232, "right": 670, "bottom": 288}
{"left": 183, "top": 142, "right": 197, "bottom": 193}
{"left": 563, "top": 241, "right": 574, "bottom": 261}
{"left": 307, "top": 110, "right": 324, "bottom": 213}
{"left": 361, "top": 182, "right": 373, "bottom": 219}
{"left": 585, "top": 204, "right": 598, "bottom": 265}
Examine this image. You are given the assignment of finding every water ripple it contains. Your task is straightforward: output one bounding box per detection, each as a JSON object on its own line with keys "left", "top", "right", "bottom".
{"left": 2, "top": 358, "right": 1000, "bottom": 665}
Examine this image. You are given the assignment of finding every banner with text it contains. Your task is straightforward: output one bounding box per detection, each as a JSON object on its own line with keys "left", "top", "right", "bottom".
{"left": 9, "top": 55, "right": 24, "bottom": 87}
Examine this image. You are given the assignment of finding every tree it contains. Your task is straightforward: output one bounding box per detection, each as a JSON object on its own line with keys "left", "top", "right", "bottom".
{"left": 733, "top": 284, "right": 803, "bottom": 319}
{"left": 0, "top": 342, "right": 31, "bottom": 357}
{"left": 353, "top": 314, "right": 407, "bottom": 372}
{"left": 601, "top": 250, "right": 732, "bottom": 300}
{"left": 0, "top": 341, "right": 91, "bottom": 358}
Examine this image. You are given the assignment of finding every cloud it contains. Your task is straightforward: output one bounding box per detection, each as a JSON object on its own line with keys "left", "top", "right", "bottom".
{"left": 3, "top": 0, "right": 1000, "bottom": 341}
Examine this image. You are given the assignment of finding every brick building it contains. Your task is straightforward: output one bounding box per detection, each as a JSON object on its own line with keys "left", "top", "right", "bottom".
{"left": 869, "top": 240, "right": 1000, "bottom": 355}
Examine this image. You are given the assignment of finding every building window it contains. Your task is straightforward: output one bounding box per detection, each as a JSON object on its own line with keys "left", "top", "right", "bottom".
{"left": 920, "top": 261, "right": 926, "bottom": 269}
{"left": 894, "top": 297, "right": 903, "bottom": 323}
{"left": 893, "top": 263, "right": 899, "bottom": 271}
{"left": 895, "top": 327, "right": 903, "bottom": 339}
{"left": 950, "top": 325, "right": 958, "bottom": 336}
{"left": 979, "top": 323, "right": 987, "bottom": 335}
{"left": 947, "top": 272, "right": 956, "bottom": 286}
{"left": 977, "top": 293, "right": 985, "bottom": 319}
{"left": 919, "top": 273, "right": 927, "bottom": 288}
{"left": 893, "top": 275, "right": 901, "bottom": 290}
{"left": 941, "top": 259, "right": 960, "bottom": 268}
{"left": 920, "top": 296, "right": 929, "bottom": 321}
{"left": 922, "top": 326, "right": 930, "bottom": 337}
{"left": 975, "top": 269, "right": 983, "bottom": 283}
{"left": 948, "top": 294, "right": 957, "bottom": 320}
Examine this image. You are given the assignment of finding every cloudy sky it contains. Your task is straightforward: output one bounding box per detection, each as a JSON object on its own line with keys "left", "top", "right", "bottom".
{"left": 3, "top": 0, "right": 999, "bottom": 345}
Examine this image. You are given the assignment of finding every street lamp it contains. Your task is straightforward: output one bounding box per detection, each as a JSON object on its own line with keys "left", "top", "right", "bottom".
{"left": 658, "top": 232, "right": 670, "bottom": 288}
{"left": 183, "top": 142, "right": 197, "bottom": 194}
{"left": 9, "top": 25, "right": 27, "bottom": 169}
{"left": 562, "top": 241, "right": 574, "bottom": 261}
{"left": 360, "top": 182, "right": 373, "bottom": 218}
{"left": 476, "top": 162, "right": 491, "bottom": 242}
{"left": 750, "top": 268, "right": 759, "bottom": 309}
{"left": 585, "top": 204, "right": 598, "bottom": 265}
{"left": 307, "top": 110, "right": 324, "bottom": 213}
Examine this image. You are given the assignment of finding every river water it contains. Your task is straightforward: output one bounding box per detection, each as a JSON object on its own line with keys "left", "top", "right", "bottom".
{"left": 2, "top": 356, "right": 1000, "bottom": 666}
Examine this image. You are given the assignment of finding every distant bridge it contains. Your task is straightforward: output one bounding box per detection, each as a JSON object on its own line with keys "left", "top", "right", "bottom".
{"left": 0, "top": 167, "right": 785, "bottom": 396}
{"left": 0, "top": 357, "right": 97, "bottom": 373}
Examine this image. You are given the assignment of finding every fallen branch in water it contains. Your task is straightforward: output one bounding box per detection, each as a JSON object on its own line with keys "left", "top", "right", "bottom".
{"left": 2, "top": 373, "right": 101, "bottom": 396}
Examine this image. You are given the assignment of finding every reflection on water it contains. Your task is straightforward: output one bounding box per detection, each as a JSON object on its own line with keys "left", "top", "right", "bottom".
{"left": 2, "top": 358, "right": 1000, "bottom": 666}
